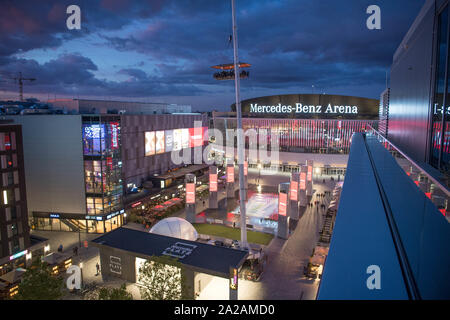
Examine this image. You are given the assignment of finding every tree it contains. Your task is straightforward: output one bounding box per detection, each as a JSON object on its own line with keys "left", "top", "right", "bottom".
{"left": 14, "top": 261, "right": 64, "bottom": 300}
{"left": 137, "top": 255, "right": 188, "bottom": 300}
{"left": 98, "top": 284, "right": 133, "bottom": 300}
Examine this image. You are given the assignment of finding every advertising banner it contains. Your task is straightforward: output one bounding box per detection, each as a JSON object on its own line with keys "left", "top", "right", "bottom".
{"left": 307, "top": 165, "right": 313, "bottom": 182}
{"left": 227, "top": 166, "right": 235, "bottom": 183}
{"left": 173, "top": 129, "right": 182, "bottom": 151}
{"left": 144, "top": 131, "right": 155, "bottom": 156}
{"left": 189, "top": 127, "right": 203, "bottom": 148}
{"left": 290, "top": 181, "right": 298, "bottom": 201}
{"left": 186, "top": 183, "right": 196, "bottom": 204}
{"left": 244, "top": 161, "right": 248, "bottom": 176}
{"left": 229, "top": 267, "right": 238, "bottom": 290}
{"left": 202, "top": 127, "right": 209, "bottom": 144}
{"left": 278, "top": 192, "right": 287, "bottom": 216}
{"left": 209, "top": 173, "right": 218, "bottom": 192}
{"left": 110, "top": 122, "right": 119, "bottom": 149}
{"left": 165, "top": 130, "right": 173, "bottom": 152}
{"left": 300, "top": 172, "right": 306, "bottom": 190}
{"left": 155, "top": 131, "right": 165, "bottom": 154}
{"left": 181, "top": 128, "right": 189, "bottom": 149}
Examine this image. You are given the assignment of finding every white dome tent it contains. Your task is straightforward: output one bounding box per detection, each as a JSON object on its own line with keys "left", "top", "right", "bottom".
{"left": 149, "top": 217, "right": 198, "bottom": 241}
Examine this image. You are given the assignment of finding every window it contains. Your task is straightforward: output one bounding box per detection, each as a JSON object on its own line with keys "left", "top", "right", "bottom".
{"left": 431, "top": 6, "right": 449, "bottom": 170}
{"left": 6, "top": 154, "right": 13, "bottom": 168}
{"left": 11, "top": 223, "right": 18, "bottom": 236}
{"left": 11, "top": 238, "right": 20, "bottom": 254}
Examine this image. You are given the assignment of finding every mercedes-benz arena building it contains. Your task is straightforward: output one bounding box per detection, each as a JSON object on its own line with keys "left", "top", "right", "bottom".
{"left": 212, "top": 94, "right": 379, "bottom": 174}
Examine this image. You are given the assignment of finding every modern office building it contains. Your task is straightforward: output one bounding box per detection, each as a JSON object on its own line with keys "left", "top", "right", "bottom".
{"left": 0, "top": 123, "right": 48, "bottom": 276}
{"left": 2, "top": 111, "right": 208, "bottom": 234}
{"left": 47, "top": 99, "right": 191, "bottom": 115}
{"left": 388, "top": 0, "right": 450, "bottom": 177}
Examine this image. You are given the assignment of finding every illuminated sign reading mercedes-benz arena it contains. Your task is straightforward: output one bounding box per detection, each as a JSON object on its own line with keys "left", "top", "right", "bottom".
{"left": 231, "top": 94, "right": 379, "bottom": 120}
{"left": 250, "top": 103, "right": 358, "bottom": 115}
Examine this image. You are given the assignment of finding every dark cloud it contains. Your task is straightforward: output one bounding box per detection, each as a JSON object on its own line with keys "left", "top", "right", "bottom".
{"left": 0, "top": 0, "right": 425, "bottom": 109}
{"left": 0, "top": 53, "right": 203, "bottom": 97}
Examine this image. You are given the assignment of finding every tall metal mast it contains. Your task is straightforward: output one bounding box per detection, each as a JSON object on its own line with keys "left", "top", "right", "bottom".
{"left": 231, "top": 0, "right": 247, "bottom": 248}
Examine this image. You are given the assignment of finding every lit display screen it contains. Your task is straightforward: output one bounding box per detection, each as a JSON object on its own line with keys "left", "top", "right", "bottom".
{"left": 278, "top": 192, "right": 287, "bottom": 216}
{"left": 189, "top": 127, "right": 203, "bottom": 148}
{"left": 209, "top": 173, "right": 218, "bottom": 192}
{"left": 227, "top": 166, "right": 235, "bottom": 183}
{"left": 181, "top": 128, "right": 189, "bottom": 149}
{"left": 83, "top": 124, "right": 106, "bottom": 155}
{"left": 84, "top": 124, "right": 105, "bottom": 139}
{"left": 300, "top": 172, "right": 306, "bottom": 190}
{"left": 307, "top": 166, "right": 313, "bottom": 181}
{"left": 155, "top": 131, "right": 165, "bottom": 154}
{"left": 144, "top": 126, "right": 208, "bottom": 156}
{"left": 186, "top": 183, "right": 196, "bottom": 204}
{"left": 110, "top": 122, "right": 119, "bottom": 149}
{"left": 290, "top": 181, "right": 298, "bottom": 201}
{"left": 229, "top": 268, "right": 238, "bottom": 290}
{"left": 145, "top": 131, "right": 156, "bottom": 156}
{"left": 244, "top": 161, "right": 248, "bottom": 176}
{"left": 173, "top": 129, "right": 182, "bottom": 151}
{"left": 165, "top": 130, "right": 173, "bottom": 152}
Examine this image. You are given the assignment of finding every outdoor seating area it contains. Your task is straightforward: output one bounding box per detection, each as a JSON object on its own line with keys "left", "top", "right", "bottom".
{"left": 42, "top": 252, "right": 73, "bottom": 275}
{"left": 131, "top": 198, "right": 184, "bottom": 227}
{"left": 0, "top": 268, "right": 26, "bottom": 299}
{"left": 304, "top": 246, "right": 329, "bottom": 280}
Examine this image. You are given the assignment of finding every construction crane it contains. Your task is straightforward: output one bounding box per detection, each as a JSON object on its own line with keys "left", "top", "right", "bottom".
{"left": 0, "top": 71, "right": 36, "bottom": 102}
{"left": 13, "top": 72, "right": 36, "bottom": 102}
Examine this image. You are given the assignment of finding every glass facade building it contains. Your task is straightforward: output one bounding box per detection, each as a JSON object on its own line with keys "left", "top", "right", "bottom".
{"left": 28, "top": 115, "right": 125, "bottom": 234}
{"left": 82, "top": 115, "right": 123, "bottom": 233}
{"left": 389, "top": 0, "right": 450, "bottom": 185}
{"left": 431, "top": 4, "right": 450, "bottom": 172}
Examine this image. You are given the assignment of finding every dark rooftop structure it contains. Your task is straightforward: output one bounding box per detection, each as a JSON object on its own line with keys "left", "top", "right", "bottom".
{"left": 318, "top": 133, "right": 450, "bottom": 300}
{"left": 91, "top": 227, "right": 248, "bottom": 277}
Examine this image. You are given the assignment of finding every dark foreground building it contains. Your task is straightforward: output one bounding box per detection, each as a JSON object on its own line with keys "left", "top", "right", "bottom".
{"left": 389, "top": 0, "right": 450, "bottom": 178}
{"left": 319, "top": 0, "right": 450, "bottom": 300}
{"left": 0, "top": 123, "right": 48, "bottom": 277}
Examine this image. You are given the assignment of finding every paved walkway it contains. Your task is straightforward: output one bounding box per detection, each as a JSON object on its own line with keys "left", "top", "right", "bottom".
{"left": 254, "top": 179, "right": 336, "bottom": 300}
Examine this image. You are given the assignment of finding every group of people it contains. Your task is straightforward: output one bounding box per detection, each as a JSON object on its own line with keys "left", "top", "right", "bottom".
{"left": 307, "top": 191, "right": 331, "bottom": 212}
{"left": 213, "top": 70, "right": 249, "bottom": 80}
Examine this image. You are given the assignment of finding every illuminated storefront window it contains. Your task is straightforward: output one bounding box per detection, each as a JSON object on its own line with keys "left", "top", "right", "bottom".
{"left": 82, "top": 116, "right": 123, "bottom": 220}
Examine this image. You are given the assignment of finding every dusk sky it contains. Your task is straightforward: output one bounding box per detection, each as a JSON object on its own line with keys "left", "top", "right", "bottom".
{"left": 0, "top": 0, "right": 424, "bottom": 111}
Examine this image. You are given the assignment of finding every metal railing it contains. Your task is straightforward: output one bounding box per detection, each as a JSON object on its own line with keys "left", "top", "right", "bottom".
{"left": 367, "top": 126, "right": 449, "bottom": 222}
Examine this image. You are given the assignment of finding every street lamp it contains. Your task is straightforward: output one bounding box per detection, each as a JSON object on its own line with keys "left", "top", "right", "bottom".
{"left": 231, "top": 0, "right": 247, "bottom": 249}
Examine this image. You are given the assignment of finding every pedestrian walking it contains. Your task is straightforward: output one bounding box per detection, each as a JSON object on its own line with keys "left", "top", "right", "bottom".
{"left": 73, "top": 246, "right": 78, "bottom": 256}
{"left": 96, "top": 262, "right": 100, "bottom": 275}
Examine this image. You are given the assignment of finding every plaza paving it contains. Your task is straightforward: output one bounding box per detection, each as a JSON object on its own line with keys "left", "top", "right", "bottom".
{"left": 31, "top": 169, "right": 338, "bottom": 300}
